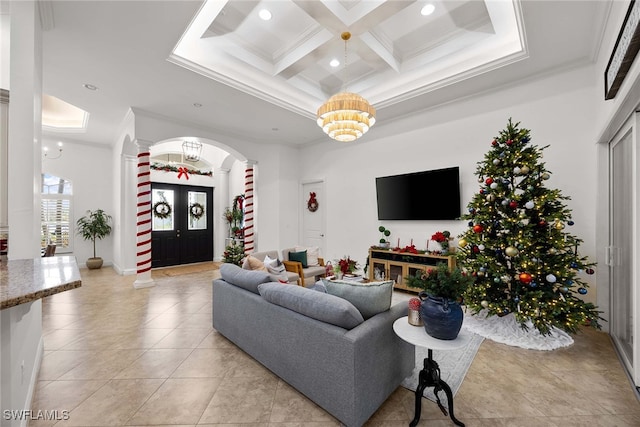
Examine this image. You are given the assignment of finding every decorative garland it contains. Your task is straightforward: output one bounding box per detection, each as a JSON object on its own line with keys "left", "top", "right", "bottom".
{"left": 189, "top": 202, "right": 205, "bottom": 220}
{"left": 153, "top": 200, "right": 172, "bottom": 219}
{"left": 150, "top": 162, "right": 213, "bottom": 177}
{"left": 307, "top": 192, "right": 319, "bottom": 212}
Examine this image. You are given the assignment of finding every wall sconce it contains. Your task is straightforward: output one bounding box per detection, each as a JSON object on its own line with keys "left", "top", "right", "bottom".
{"left": 43, "top": 141, "right": 63, "bottom": 160}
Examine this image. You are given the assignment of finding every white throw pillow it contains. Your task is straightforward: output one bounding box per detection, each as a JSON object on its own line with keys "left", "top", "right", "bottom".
{"left": 295, "top": 246, "right": 320, "bottom": 266}
{"left": 264, "top": 254, "right": 279, "bottom": 268}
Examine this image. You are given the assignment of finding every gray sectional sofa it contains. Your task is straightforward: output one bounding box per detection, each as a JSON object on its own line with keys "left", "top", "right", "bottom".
{"left": 212, "top": 264, "right": 415, "bottom": 427}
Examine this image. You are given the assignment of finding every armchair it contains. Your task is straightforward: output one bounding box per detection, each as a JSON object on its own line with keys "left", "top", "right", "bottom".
{"left": 282, "top": 247, "right": 327, "bottom": 287}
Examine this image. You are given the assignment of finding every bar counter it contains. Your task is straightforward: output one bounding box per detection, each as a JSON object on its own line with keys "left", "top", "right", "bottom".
{"left": 0, "top": 256, "right": 82, "bottom": 310}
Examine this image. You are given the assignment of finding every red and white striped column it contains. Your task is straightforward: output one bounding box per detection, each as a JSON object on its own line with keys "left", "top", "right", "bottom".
{"left": 243, "top": 162, "right": 255, "bottom": 253}
{"left": 134, "top": 139, "right": 155, "bottom": 288}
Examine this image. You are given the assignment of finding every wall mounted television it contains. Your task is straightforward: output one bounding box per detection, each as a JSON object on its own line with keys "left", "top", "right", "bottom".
{"left": 375, "top": 167, "right": 461, "bottom": 220}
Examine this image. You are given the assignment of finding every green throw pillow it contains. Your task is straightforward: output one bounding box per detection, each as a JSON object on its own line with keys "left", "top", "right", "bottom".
{"left": 289, "top": 250, "right": 308, "bottom": 268}
{"left": 323, "top": 279, "right": 393, "bottom": 319}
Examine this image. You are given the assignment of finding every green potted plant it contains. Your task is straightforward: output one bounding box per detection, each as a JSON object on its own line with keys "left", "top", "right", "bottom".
{"left": 405, "top": 263, "right": 474, "bottom": 339}
{"left": 378, "top": 226, "right": 391, "bottom": 248}
{"left": 76, "top": 209, "right": 112, "bottom": 269}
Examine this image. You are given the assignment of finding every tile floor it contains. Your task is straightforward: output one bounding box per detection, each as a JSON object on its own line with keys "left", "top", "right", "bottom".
{"left": 29, "top": 265, "right": 640, "bottom": 426}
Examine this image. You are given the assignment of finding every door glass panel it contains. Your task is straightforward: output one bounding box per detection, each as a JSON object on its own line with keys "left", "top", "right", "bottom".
{"left": 187, "top": 191, "right": 207, "bottom": 230}
{"left": 389, "top": 264, "right": 403, "bottom": 285}
{"left": 372, "top": 261, "right": 386, "bottom": 280}
{"left": 152, "top": 189, "right": 174, "bottom": 231}
{"left": 611, "top": 130, "right": 633, "bottom": 365}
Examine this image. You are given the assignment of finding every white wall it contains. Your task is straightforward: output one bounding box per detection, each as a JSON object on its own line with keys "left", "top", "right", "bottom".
{"left": 300, "top": 65, "right": 599, "bottom": 304}
{"left": 42, "top": 138, "right": 114, "bottom": 267}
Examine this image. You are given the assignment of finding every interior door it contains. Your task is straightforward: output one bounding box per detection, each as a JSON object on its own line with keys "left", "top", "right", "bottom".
{"left": 151, "top": 183, "right": 213, "bottom": 268}
{"left": 609, "top": 123, "right": 634, "bottom": 383}
{"left": 302, "top": 180, "right": 325, "bottom": 257}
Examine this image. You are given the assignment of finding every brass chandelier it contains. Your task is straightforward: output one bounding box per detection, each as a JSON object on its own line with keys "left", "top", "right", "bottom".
{"left": 316, "top": 32, "right": 376, "bottom": 142}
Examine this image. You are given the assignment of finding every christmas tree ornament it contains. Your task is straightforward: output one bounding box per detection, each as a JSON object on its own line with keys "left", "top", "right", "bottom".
{"left": 472, "top": 245, "right": 480, "bottom": 253}
{"left": 477, "top": 244, "right": 485, "bottom": 251}
{"left": 560, "top": 286, "right": 569, "bottom": 293}
{"left": 549, "top": 248, "right": 557, "bottom": 255}
{"left": 473, "top": 224, "right": 483, "bottom": 233}
{"left": 578, "top": 287, "right": 588, "bottom": 295}
{"left": 554, "top": 221, "right": 565, "bottom": 230}
{"left": 481, "top": 300, "right": 489, "bottom": 308}
{"left": 468, "top": 221, "right": 474, "bottom": 226}
{"left": 506, "top": 139, "right": 513, "bottom": 145}
{"left": 519, "top": 272, "right": 533, "bottom": 284}
{"left": 513, "top": 166, "right": 521, "bottom": 174}
{"left": 490, "top": 182, "right": 498, "bottom": 189}
{"left": 568, "top": 220, "right": 575, "bottom": 226}
{"left": 486, "top": 194, "right": 496, "bottom": 202}
{"left": 509, "top": 201, "right": 518, "bottom": 209}
{"left": 485, "top": 177, "right": 494, "bottom": 185}
{"left": 542, "top": 172, "right": 551, "bottom": 180}
{"left": 492, "top": 139, "right": 498, "bottom": 146}
{"left": 521, "top": 165, "right": 530, "bottom": 174}
{"left": 539, "top": 219, "right": 547, "bottom": 227}
{"left": 505, "top": 246, "right": 519, "bottom": 257}
{"left": 530, "top": 281, "right": 538, "bottom": 287}
{"left": 502, "top": 199, "right": 509, "bottom": 206}
{"left": 458, "top": 238, "right": 468, "bottom": 248}
{"left": 525, "top": 200, "right": 535, "bottom": 209}
{"left": 586, "top": 268, "right": 595, "bottom": 275}
{"left": 546, "top": 273, "right": 557, "bottom": 283}
{"left": 493, "top": 158, "right": 501, "bottom": 165}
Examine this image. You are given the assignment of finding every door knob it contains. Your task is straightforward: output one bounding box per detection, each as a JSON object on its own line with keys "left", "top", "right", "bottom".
{"left": 320, "top": 234, "right": 325, "bottom": 237}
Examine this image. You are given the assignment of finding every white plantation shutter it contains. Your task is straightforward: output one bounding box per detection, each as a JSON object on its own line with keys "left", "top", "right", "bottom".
{"left": 41, "top": 174, "right": 73, "bottom": 252}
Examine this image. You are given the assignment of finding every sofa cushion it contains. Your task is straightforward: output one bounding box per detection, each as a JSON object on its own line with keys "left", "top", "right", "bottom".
{"left": 295, "top": 246, "right": 320, "bottom": 266}
{"left": 242, "top": 255, "right": 267, "bottom": 272}
{"left": 220, "top": 263, "right": 272, "bottom": 294}
{"left": 288, "top": 250, "right": 308, "bottom": 268}
{"left": 323, "top": 279, "right": 394, "bottom": 319}
{"left": 258, "top": 282, "right": 364, "bottom": 329}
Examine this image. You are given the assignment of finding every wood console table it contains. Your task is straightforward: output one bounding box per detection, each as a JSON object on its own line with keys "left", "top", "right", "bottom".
{"left": 368, "top": 249, "right": 455, "bottom": 292}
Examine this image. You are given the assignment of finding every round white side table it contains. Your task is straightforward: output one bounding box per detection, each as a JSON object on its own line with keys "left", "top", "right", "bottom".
{"left": 393, "top": 317, "right": 473, "bottom": 427}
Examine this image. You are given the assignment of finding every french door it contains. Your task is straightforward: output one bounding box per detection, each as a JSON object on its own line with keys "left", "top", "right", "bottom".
{"left": 609, "top": 118, "right": 636, "bottom": 386}
{"left": 151, "top": 183, "right": 213, "bottom": 268}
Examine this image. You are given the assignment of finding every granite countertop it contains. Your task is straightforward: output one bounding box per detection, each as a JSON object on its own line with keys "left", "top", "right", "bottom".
{"left": 0, "top": 256, "right": 82, "bottom": 309}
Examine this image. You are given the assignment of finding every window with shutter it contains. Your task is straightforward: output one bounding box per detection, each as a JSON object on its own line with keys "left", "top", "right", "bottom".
{"left": 41, "top": 174, "right": 73, "bottom": 252}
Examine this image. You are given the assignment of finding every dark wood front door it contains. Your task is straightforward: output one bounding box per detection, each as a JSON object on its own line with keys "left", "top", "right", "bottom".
{"left": 151, "top": 183, "right": 214, "bottom": 268}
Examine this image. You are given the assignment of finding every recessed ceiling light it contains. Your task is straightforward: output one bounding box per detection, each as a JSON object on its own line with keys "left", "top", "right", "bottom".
{"left": 330, "top": 59, "right": 340, "bottom": 67}
{"left": 83, "top": 83, "right": 98, "bottom": 91}
{"left": 193, "top": 103, "right": 202, "bottom": 108}
{"left": 259, "top": 9, "right": 272, "bottom": 21}
{"left": 421, "top": 3, "right": 435, "bottom": 16}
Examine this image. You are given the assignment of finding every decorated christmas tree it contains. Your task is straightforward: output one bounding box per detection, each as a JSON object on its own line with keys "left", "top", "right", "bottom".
{"left": 457, "top": 119, "right": 602, "bottom": 335}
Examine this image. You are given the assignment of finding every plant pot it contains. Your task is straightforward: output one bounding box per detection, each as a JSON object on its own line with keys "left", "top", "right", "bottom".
{"left": 86, "top": 257, "right": 103, "bottom": 269}
{"left": 419, "top": 291, "right": 463, "bottom": 340}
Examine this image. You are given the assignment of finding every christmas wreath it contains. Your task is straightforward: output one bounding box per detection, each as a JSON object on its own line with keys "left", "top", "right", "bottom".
{"left": 153, "top": 200, "right": 172, "bottom": 219}
{"left": 307, "top": 192, "right": 319, "bottom": 212}
{"left": 189, "top": 202, "right": 205, "bottom": 220}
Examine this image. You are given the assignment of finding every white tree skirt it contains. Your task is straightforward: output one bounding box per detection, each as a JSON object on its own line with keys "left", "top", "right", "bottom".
{"left": 463, "top": 309, "right": 574, "bottom": 350}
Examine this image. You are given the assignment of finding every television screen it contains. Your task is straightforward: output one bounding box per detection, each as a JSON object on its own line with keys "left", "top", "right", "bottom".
{"left": 376, "top": 167, "right": 461, "bottom": 220}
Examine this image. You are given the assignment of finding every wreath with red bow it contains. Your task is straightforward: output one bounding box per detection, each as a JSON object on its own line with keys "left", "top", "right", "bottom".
{"left": 307, "top": 192, "right": 319, "bottom": 212}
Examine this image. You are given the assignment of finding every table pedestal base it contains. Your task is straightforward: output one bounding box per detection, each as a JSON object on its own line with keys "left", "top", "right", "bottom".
{"left": 410, "top": 349, "right": 465, "bottom": 427}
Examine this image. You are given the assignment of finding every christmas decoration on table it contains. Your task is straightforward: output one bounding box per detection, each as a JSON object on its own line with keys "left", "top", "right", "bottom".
{"left": 150, "top": 162, "right": 213, "bottom": 177}
{"left": 307, "top": 192, "right": 319, "bottom": 212}
{"left": 430, "top": 230, "right": 453, "bottom": 254}
{"left": 189, "top": 202, "right": 205, "bottom": 220}
{"left": 457, "top": 118, "right": 602, "bottom": 336}
{"left": 408, "top": 297, "right": 423, "bottom": 326}
{"left": 334, "top": 256, "right": 359, "bottom": 275}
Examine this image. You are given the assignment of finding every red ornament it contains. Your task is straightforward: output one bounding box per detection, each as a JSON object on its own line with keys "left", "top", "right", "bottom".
{"left": 506, "top": 139, "right": 513, "bottom": 146}
{"left": 472, "top": 245, "right": 480, "bottom": 253}
{"left": 509, "top": 201, "right": 518, "bottom": 209}
{"left": 491, "top": 139, "right": 498, "bottom": 146}
{"left": 485, "top": 177, "right": 493, "bottom": 185}
{"left": 473, "top": 224, "right": 483, "bottom": 233}
{"left": 519, "top": 273, "right": 533, "bottom": 284}
{"left": 539, "top": 220, "right": 547, "bottom": 227}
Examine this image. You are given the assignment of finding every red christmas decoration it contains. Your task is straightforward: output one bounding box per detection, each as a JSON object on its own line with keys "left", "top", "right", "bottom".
{"left": 472, "top": 224, "right": 483, "bottom": 233}
{"left": 509, "top": 201, "right": 518, "bottom": 209}
{"left": 519, "top": 272, "right": 533, "bottom": 284}
{"left": 491, "top": 139, "right": 498, "bottom": 146}
{"left": 485, "top": 177, "right": 493, "bottom": 185}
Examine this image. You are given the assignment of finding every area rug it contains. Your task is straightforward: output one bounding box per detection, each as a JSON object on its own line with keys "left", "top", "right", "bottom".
{"left": 401, "top": 326, "right": 484, "bottom": 403}
{"left": 152, "top": 261, "right": 221, "bottom": 277}
{"left": 462, "top": 309, "right": 574, "bottom": 351}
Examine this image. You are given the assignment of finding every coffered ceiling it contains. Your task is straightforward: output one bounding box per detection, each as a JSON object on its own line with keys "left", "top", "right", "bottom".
{"left": 32, "top": 0, "right": 609, "bottom": 147}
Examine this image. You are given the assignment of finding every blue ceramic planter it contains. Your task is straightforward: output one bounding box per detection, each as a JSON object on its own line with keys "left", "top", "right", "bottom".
{"left": 419, "top": 291, "right": 463, "bottom": 340}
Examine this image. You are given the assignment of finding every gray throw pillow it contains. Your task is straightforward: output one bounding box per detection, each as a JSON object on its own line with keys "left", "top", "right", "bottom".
{"left": 257, "top": 283, "right": 364, "bottom": 329}
{"left": 220, "top": 263, "right": 272, "bottom": 294}
{"left": 323, "top": 279, "right": 393, "bottom": 319}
